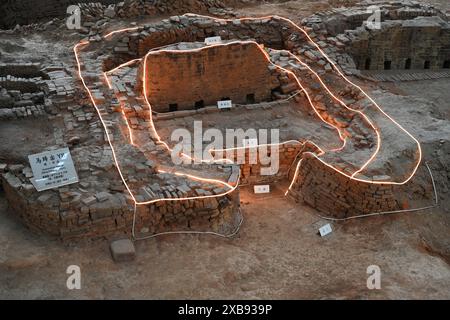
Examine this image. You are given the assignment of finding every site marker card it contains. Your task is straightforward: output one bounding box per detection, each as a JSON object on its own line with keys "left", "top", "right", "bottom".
{"left": 319, "top": 223, "right": 333, "bottom": 237}
{"left": 254, "top": 185, "right": 270, "bottom": 194}
{"left": 204, "top": 36, "right": 222, "bottom": 45}
{"left": 217, "top": 100, "right": 232, "bottom": 109}
{"left": 28, "top": 147, "right": 79, "bottom": 192}
{"left": 243, "top": 138, "right": 258, "bottom": 148}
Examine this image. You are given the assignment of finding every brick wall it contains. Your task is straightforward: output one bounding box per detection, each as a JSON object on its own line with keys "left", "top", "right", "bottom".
{"left": 350, "top": 19, "right": 450, "bottom": 71}
{"left": 288, "top": 153, "right": 399, "bottom": 218}
{"left": 144, "top": 42, "right": 273, "bottom": 112}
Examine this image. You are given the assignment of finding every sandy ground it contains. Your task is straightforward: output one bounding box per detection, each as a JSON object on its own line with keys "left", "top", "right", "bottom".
{"left": 0, "top": 184, "right": 449, "bottom": 299}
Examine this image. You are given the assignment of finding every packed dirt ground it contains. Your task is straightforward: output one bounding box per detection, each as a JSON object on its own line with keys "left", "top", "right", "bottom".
{"left": 0, "top": 185, "right": 449, "bottom": 299}
{"left": 0, "top": 0, "right": 449, "bottom": 299}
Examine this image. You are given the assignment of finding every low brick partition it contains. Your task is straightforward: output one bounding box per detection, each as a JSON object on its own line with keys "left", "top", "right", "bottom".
{"left": 288, "top": 153, "right": 399, "bottom": 218}
{"left": 0, "top": 76, "right": 44, "bottom": 93}
{"left": 1, "top": 166, "right": 240, "bottom": 242}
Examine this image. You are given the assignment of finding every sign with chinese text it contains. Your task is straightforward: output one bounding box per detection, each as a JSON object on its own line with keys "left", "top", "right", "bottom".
{"left": 204, "top": 36, "right": 222, "bottom": 45}
{"left": 28, "top": 147, "right": 79, "bottom": 191}
{"left": 217, "top": 100, "right": 232, "bottom": 109}
{"left": 254, "top": 185, "right": 270, "bottom": 194}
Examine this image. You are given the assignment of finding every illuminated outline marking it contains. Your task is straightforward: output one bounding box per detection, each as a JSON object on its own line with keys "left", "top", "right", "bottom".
{"left": 74, "top": 13, "right": 422, "bottom": 223}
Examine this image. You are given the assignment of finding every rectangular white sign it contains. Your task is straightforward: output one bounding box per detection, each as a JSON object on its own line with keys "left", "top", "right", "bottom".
{"left": 254, "top": 185, "right": 270, "bottom": 194}
{"left": 217, "top": 100, "right": 232, "bottom": 109}
{"left": 28, "top": 147, "right": 79, "bottom": 192}
{"left": 204, "top": 36, "right": 222, "bottom": 45}
{"left": 319, "top": 223, "right": 333, "bottom": 237}
{"left": 243, "top": 138, "right": 258, "bottom": 148}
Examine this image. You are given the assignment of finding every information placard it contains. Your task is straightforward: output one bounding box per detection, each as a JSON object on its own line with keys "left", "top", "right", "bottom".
{"left": 319, "top": 223, "right": 333, "bottom": 237}
{"left": 204, "top": 36, "right": 222, "bottom": 45}
{"left": 217, "top": 100, "right": 232, "bottom": 109}
{"left": 28, "top": 147, "right": 79, "bottom": 192}
{"left": 254, "top": 185, "right": 270, "bottom": 194}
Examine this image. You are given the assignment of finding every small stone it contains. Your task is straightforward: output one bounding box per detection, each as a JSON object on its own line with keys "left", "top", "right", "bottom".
{"left": 82, "top": 196, "right": 96, "bottom": 205}
{"left": 95, "top": 191, "right": 111, "bottom": 202}
{"left": 110, "top": 239, "right": 135, "bottom": 262}
{"left": 79, "top": 181, "right": 90, "bottom": 188}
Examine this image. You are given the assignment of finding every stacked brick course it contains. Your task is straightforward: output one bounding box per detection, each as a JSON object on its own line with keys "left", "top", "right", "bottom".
{"left": 288, "top": 153, "right": 399, "bottom": 218}
{"left": 349, "top": 17, "right": 450, "bottom": 71}
{"left": 145, "top": 42, "right": 273, "bottom": 112}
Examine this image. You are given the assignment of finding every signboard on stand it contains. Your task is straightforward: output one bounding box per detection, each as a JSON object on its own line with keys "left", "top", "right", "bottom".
{"left": 28, "top": 147, "right": 79, "bottom": 192}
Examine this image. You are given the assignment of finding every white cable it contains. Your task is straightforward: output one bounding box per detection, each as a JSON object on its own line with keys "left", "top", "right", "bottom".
{"left": 131, "top": 205, "right": 244, "bottom": 241}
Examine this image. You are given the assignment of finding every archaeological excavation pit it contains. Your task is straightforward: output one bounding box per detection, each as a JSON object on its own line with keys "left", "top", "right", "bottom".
{"left": 0, "top": 1, "right": 444, "bottom": 245}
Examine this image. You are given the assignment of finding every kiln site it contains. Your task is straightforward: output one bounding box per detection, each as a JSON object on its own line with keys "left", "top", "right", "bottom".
{"left": 0, "top": 0, "right": 449, "bottom": 304}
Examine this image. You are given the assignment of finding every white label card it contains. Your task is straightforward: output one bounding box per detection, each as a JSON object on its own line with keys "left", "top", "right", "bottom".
{"left": 217, "top": 100, "right": 232, "bottom": 109}
{"left": 204, "top": 36, "right": 222, "bottom": 45}
{"left": 254, "top": 185, "right": 270, "bottom": 194}
{"left": 243, "top": 138, "right": 258, "bottom": 148}
{"left": 319, "top": 223, "right": 333, "bottom": 237}
{"left": 28, "top": 147, "right": 79, "bottom": 192}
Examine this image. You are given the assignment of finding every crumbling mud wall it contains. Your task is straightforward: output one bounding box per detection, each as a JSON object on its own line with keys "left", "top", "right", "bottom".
{"left": 145, "top": 42, "right": 273, "bottom": 112}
